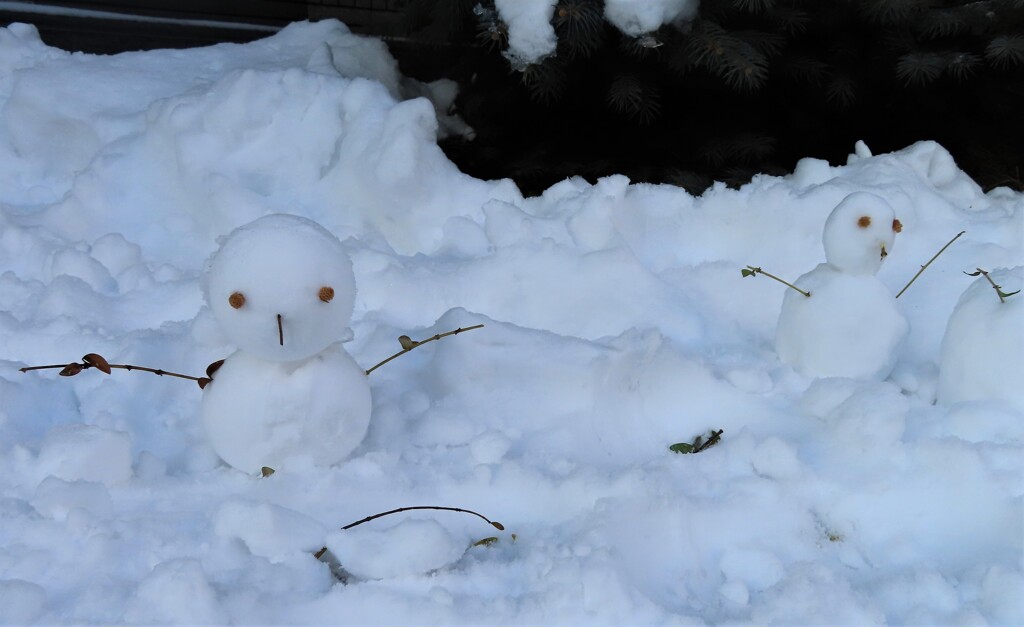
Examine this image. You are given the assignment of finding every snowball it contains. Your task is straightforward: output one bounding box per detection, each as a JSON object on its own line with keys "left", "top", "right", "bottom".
{"left": 203, "top": 214, "right": 356, "bottom": 362}
{"left": 775, "top": 264, "right": 908, "bottom": 379}
{"left": 123, "top": 559, "right": 229, "bottom": 624}
{"left": 937, "top": 267, "right": 1023, "bottom": 409}
{"left": 201, "top": 345, "right": 371, "bottom": 473}
{"left": 31, "top": 476, "right": 112, "bottom": 521}
{"left": 0, "top": 579, "right": 47, "bottom": 624}
{"left": 213, "top": 499, "right": 327, "bottom": 562}
{"left": 604, "top": 0, "right": 699, "bottom": 36}
{"left": 36, "top": 424, "right": 133, "bottom": 486}
{"left": 325, "top": 518, "right": 467, "bottom": 580}
{"left": 823, "top": 192, "right": 899, "bottom": 276}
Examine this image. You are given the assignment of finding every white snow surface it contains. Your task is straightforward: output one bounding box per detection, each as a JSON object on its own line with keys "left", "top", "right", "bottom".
{"left": 0, "top": 19, "right": 1022, "bottom": 625}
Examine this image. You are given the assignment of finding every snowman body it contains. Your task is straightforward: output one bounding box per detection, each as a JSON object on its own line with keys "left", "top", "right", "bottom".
{"left": 775, "top": 192, "right": 908, "bottom": 380}
{"left": 200, "top": 214, "right": 371, "bottom": 472}
{"left": 937, "top": 266, "right": 1023, "bottom": 408}
{"left": 202, "top": 345, "right": 371, "bottom": 471}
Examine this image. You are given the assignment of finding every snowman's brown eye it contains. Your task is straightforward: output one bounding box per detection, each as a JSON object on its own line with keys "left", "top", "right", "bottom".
{"left": 228, "top": 292, "right": 246, "bottom": 309}
{"left": 319, "top": 286, "right": 335, "bottom": 303}
{"left": 857, "top": 216, "right": 871, "bottom": 228}
{"left": 892, "top": 219, "right": 903, "bottom": 233}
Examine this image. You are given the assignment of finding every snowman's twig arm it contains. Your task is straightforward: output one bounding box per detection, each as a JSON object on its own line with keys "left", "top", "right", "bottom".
{"left": 965, "top": 268, "right": 1020, "bottom": 303}
{"left": 895, "top": 230, "right": 965, "bottom": 299}
{"left": 19, "top": 353, "right": 212, "bottom": 389}
{"left": 742, "top": 266, "right": 811, "bottom": 298}
{"left": 364, "top": 324, "right": 485, "bottom": 375}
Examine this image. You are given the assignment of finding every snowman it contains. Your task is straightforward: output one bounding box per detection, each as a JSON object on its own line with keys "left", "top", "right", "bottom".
{"left": 937, "top": 266, "right": 1023, "bottom": 409}
{"left": 775, "top": 192, "right": 908, "bottom": 380}
{"left": 199, "top": 214, "right": 371, "bottom": 473}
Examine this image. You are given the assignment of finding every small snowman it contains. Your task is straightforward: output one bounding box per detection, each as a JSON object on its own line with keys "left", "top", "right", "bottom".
{"left": 200, "top": 214, "right": 371, "bottom": 472}
{"left": 775, "top": 192, "right": 908, "bottom": 380}
{"left": 937, "top": 266, "right": 1023, "bottom": 409}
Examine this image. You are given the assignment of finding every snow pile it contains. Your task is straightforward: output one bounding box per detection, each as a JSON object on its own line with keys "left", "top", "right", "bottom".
{"left": 0, "top": 19, "right": 1021, "bottom": 625}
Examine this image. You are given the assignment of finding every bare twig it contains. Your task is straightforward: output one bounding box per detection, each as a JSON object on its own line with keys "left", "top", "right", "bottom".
{"left": 693, "top": 429, "right": 724, "bottom": 453}
{"left": 19, "top": 354, "right": 210, "bottom": 388}
{"left": 365, "top": 324, "right": 485, "bottom": 375}
{"left": 964, "top": 268, "right": 1020, "bottom": 303}
{"left": 742, "top": 266, "right": 811, "bottom": 298}
{"left": 313, "top": 504, "right": 505, "bottom": 562}
{"left": 895, "top": 230, "right": 965, "bottom": 299}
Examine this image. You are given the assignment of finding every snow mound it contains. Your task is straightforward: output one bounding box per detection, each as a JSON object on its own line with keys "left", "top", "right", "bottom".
{"left": 325, "top": 518, "right": 468, "bottom": 580}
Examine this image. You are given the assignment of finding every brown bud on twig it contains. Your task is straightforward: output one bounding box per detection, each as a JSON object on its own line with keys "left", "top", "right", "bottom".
{"left": 82, "top": 353, "right": 112, "bottom": 374}
{"left": 398, "top": 335, "right": 417, "bottom": 350}
{"left": 197, "top": 377, "right": 212, "bottom": 390}
{"left": 59, "top": 363, "right": 83, "bottom": 377}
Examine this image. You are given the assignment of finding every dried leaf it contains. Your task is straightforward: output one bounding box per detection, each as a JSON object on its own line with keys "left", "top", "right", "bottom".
{"left": 197, "top": 377, "right": 212, "bottom": 390}
{"left": 741, "top": 268, "right": 755, "bottom": 277}
{"left": 398, "top": 335, "right": 417, "bottom": 350}
{"left": 206, "top": 359, "right": 225, "bottom": 378}
{"left": 491, "top": 521, "right": 505, "bottom": 531}
{"left": 261, "top": 466, "right": 275, "bottom": 478}
{"left": 59, "top": 363, "right": 83, "bottom": 377}
{"left": 82, "top": 353, "right": 112, "bottom": 374}
{"left": 473, "top": 536, "right": 499, "bottom": 547}
{"left": 964, "top": 270, "right": 984, "bottom": 276}
{"left": 669, "top": 442, "right": 695, "bottom": 454}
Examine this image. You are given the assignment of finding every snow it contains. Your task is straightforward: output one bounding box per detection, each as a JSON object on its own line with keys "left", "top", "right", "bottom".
{"left": 604, "top": 0, "right": 700, "bottom": 37}
{"left": 494, "top": 0, "right": 558, "bottom": 67}
{"left": 0, "top": 18, "right": 1021, "bottom": 625}
{"left": 491, "top": 0, "right": 702, "bottom": 63}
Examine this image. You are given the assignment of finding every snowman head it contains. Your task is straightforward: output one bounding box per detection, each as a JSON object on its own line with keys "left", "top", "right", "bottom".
{"left": 823, "top": 192, "right": 902, "bottom": 276}
{"left": 203, "top": 214, "right": 357, "bottom": 362}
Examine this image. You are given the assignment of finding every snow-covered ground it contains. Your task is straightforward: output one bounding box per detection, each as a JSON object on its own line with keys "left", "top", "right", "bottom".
{"left": 0, "top": 19, "right": 1021, "bottom": 625}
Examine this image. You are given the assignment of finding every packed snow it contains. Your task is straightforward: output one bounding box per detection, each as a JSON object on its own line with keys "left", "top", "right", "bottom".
{"left": 0, "top": 18, "right": 1022, "bottom": 625}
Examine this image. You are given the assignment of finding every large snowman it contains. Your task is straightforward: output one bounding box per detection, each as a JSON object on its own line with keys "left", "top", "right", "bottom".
{"left": 200, "top": 214, "right": 371, "bottom": 472}
{"left": 775, "top": 192, "right": 909, "bottom": 380}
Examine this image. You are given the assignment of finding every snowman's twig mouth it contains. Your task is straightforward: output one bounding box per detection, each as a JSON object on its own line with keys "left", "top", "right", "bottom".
{"left": 277, "top": 314, "right": 284, "bottom": 346}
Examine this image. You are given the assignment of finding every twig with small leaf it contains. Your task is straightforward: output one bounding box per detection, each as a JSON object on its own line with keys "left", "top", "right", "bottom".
{"left": 669, "top": 429, "right": 724, "bottom": 454}
{"left": 19, "top": 324, "right": 485, "bottom": 385}
{"left": 964, "top": 268, "right": 1020, "bottom": 303}
{"left": 19, "top": 353, "right": 216, "bottom": 389}
{"left": 741, "top": 266, "right": 811, "bottom": 298}
{"left": 894, "top": 230, "right": 965, "bottom": 299}
{"left": 365, "top": 324, "right": 485, "bottom": 375}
